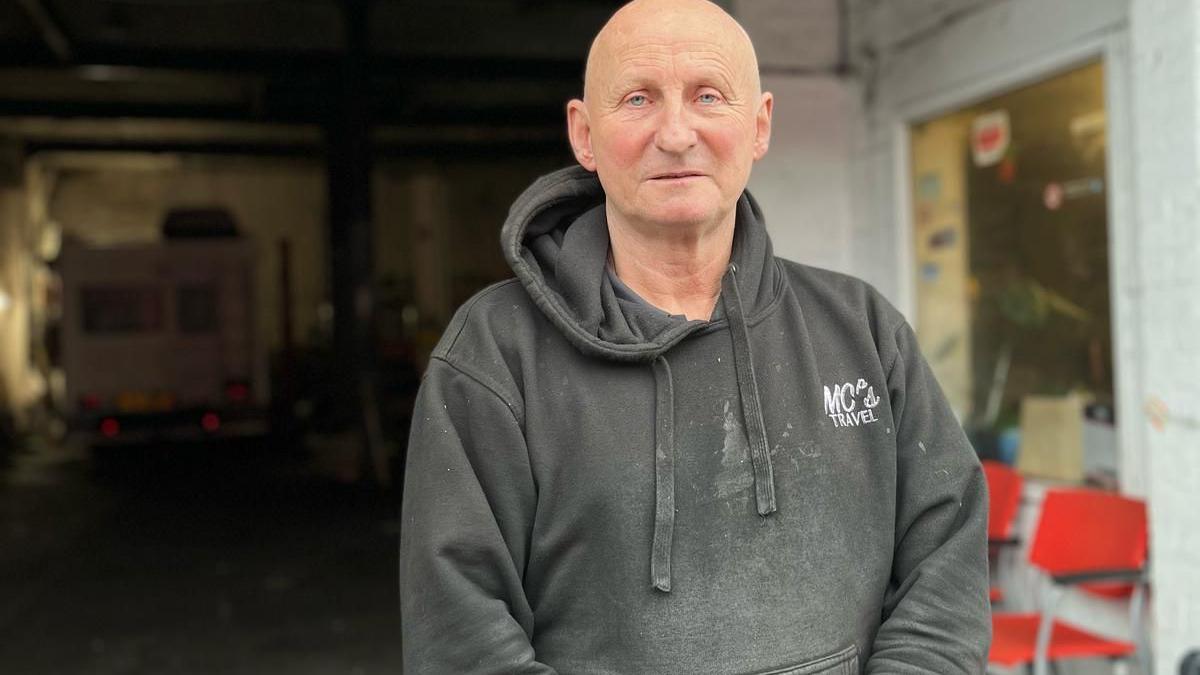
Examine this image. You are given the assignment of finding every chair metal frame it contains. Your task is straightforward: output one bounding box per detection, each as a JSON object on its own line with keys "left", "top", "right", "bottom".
{"left": 989, "top": 488, "right": 1150, "bottom": 675}
{"left": 1026, "top": 567, "right": 1150, "bottom": 675}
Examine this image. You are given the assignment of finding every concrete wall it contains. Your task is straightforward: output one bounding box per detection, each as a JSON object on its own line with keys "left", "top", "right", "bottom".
{"left": 735, "top": 0, "right": 859, "bottom": 274}
{"left": 1129, "top": 0, "right": 1200, "bottom": 670}
{"left": 748, "top": 75, "right": 858, "bottom": 272}
{"left": 734, "top": 0, "right": 841, "bottom": 72}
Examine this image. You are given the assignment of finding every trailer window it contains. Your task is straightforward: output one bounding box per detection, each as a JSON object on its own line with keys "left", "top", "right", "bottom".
{"left": 81, "top": 286, "right": 164, "bottom": 334}
{"left": 177, "top": 285, "right": 218, "bottom": 333}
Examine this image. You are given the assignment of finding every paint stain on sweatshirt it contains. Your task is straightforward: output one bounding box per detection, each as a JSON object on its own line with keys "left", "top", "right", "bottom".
{"left": 714, "top": 400, "right": 754, "bottom": 500}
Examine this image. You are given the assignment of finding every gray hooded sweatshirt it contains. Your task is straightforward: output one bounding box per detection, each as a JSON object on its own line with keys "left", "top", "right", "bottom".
{"left": 400, "top": 166, "right": 990, "bottom": 674}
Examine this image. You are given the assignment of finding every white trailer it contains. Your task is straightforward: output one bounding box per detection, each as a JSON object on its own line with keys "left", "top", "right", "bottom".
{"left": 58, "top": 235, "right": 269, "bottom": 446}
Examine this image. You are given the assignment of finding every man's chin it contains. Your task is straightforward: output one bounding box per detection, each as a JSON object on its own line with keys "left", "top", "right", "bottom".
{"left": 641, "top": 207, "right": 723, "bottom": 231}
{"left": 608, "top": 193, "right": 732, "bottom": 233}
{"left": 631, "top": 191, "right": 718, "bottom": 224}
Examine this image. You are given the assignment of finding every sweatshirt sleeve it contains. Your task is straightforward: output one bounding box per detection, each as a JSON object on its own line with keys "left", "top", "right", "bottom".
{"left": 400, "top": 357, "right": 557, "bottom": 674}
{"left": 865, "top": 321, "right": 991, "bottom": 674}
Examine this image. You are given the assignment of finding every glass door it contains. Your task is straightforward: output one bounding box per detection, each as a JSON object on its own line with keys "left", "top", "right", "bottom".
{"left": 908, "top": 62, "right": 1113, "bottom": 484}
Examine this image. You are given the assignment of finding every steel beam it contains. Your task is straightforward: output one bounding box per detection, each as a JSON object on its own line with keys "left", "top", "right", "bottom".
{"left": 16, "top": 0, "right": 73, "bottom": 63}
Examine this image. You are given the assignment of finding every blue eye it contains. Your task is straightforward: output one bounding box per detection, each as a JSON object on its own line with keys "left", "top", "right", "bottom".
{"left": 698, "top": 93, "right": 719, "bottom": 104}
{"left": 627, "top": 95, "right": 648, "bottom": 107}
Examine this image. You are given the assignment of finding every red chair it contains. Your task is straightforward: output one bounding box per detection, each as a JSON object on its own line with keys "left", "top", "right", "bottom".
{"left": 983, "top": 460, "right": 1023, "bottom": 603}
{"left": 989, "top": 488, "right": 1149, "bottom": 675}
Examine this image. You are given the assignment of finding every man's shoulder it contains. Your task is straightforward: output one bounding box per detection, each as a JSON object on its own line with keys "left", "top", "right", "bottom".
{"left": 777, "top": 258, "right": 902, "bottom": 321}
{"left": 773, "top": 257, "right": 911, "bottom": 365}
{"left": 777, "top": 258, "right": 862, "bottom": 287}
{"left": 427, "top": 278, "right": 550, "bottom": 407}
{"left": 433, "top": 278, "right": 541, "bottom": 360}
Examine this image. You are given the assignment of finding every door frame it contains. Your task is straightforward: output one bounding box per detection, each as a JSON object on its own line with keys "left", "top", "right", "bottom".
{"left": 867, "top": 0, "right": 1142, "bottom": 495}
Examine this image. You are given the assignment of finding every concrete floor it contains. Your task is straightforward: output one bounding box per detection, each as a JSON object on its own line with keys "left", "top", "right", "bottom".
{"left": 1, "top": 438, "right": 1137, "bottom": 675}
{"left": 0, "top": 439, "right": 402, "bottom": 674}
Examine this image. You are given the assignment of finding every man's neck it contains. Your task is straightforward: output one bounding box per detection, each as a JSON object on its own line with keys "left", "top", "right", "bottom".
{"left": 607, "top": 207, "right": 735, "bottom": 321}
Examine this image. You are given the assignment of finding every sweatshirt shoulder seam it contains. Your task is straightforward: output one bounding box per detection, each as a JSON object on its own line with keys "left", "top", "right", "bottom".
{"left": 429, "top": 355, "right": 525, "bottom": 427}
{"left": 442, "top": 278, "right": 523, "bottom": 355}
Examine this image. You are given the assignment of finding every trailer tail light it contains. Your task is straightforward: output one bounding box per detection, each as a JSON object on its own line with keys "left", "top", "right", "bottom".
{"left": 201, "top": 412, "right": 221, "bottom": 433}
{"left": 99, "top": 418, "right": 120, "bottom": 438}
{"left": 81, "top": 394, "right": 102, "bottom": 411}
{"left": 224, "top": 381, "right": 250, "bottom": 404}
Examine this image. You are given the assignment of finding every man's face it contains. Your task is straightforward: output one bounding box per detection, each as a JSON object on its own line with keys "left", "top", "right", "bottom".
{"left": 567, "top": 0, "right": 772, "bottom": 233}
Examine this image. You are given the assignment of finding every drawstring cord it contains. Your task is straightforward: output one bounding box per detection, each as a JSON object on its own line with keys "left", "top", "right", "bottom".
{"left": 650, "top": 356, "right": 675, "bottom": 592}
{"left": 647, "top": 263, "right": 779, "bottom": 593}
{"left": 722, "top": 263, "right": 778, "bottom": 517}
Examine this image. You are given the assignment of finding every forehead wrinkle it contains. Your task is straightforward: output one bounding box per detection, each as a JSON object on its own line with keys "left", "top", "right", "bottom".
{"left": 676, "top": 51, "right": 744, "bottom": 92}
{"left": 596, "top": 50, "right": 670, "bottom": 104}
{"left": 584, "top": 7, "right": 761, "bottom": 103}
{"left": 603, "top": 49, "right": 746, "bottom": 103}
{"left": 615, "top": 38, "right": 741, "bottom": 75}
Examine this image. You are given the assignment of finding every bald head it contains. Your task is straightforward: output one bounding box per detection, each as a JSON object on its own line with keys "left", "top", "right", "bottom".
{"left": 564, "top": 0, "right": 773, "bottom": 237}
{"left": 583, "top": 0, "right": 761, "bottom": 105}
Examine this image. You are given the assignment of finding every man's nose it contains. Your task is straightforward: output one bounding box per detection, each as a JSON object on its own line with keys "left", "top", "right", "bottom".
{"left": 654, "top": 101, "right": 698, "bottom": 154}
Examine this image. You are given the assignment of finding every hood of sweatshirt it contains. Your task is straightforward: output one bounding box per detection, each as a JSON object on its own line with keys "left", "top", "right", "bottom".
{"left": 500, "top": 165, "right": 784, "bottom": 592}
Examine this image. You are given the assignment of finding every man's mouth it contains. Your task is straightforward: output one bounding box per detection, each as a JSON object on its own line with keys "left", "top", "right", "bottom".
{"left": 649, "top": 171, "right": 705, "bottom": 180}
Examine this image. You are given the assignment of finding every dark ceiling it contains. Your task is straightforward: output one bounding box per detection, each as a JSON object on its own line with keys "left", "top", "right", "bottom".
{"left": 0, "top": 0, "right": 638, "bottom": 158}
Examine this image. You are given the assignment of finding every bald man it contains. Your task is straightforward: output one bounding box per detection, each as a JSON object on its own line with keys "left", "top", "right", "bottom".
{"left": 400, "top": 1, "right": 990, "bottom": 672}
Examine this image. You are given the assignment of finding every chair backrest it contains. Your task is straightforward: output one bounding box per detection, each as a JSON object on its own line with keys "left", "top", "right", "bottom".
{"left": 1029, "top": 488, "right": 1148, "bottom": 575}
{"left": 982, "top": 460, "right": 1023, "bottom": 540}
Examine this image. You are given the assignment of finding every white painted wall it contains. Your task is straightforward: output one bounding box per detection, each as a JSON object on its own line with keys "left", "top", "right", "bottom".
{"left": 733, "top": 0, "right": 841, "bottom": 72}
{"left": 749, "top": 75, "right": 858, "bottom": 272}
{"left": 1129, "top": 0, "right": 1200, "bottom": 670}
{"left": 734, "top": 0, "right": 858, "bottom": 274}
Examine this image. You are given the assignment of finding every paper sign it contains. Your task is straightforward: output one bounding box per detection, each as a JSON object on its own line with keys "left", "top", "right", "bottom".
{"left": 971, "top": 111, "right": 1010, "bottom": 167}
{"left": 1016, "top": 395, "right": 1085, "bottom": 482}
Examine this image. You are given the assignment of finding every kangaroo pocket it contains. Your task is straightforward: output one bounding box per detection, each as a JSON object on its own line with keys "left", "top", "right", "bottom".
{"left": 752, "top": 644, "right": 859, "bottom": 675}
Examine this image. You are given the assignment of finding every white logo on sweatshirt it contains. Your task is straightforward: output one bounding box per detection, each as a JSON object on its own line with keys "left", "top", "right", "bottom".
{"left": 823, "top": 378, "right": 882, "bottom": 428}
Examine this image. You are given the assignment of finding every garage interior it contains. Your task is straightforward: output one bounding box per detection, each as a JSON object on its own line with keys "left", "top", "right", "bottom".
{"left": 0, "top": 1, "right": 626, "bottom": 672}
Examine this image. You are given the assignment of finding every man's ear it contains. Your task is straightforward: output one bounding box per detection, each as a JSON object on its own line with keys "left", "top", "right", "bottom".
{"left": 753, "top": 92, "right": 773, "bottom": 161}
{"left": 566, "top": 99, "right": 597, "bottom": 171}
